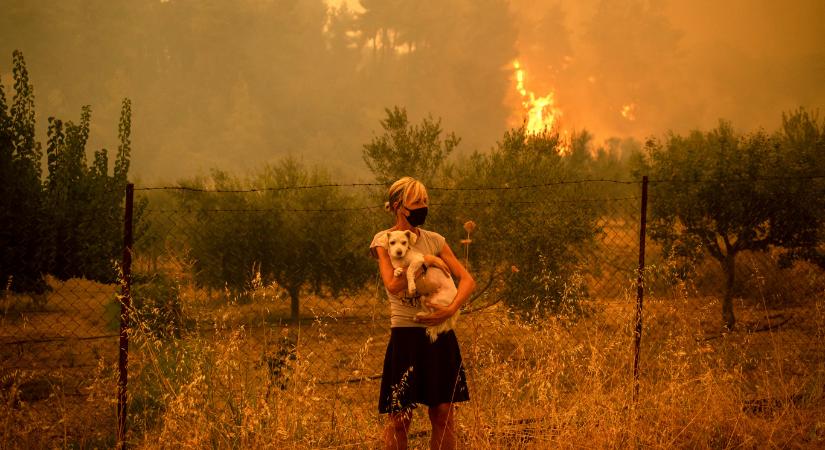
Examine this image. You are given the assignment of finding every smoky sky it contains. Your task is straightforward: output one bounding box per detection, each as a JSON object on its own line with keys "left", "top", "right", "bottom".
{"left": 1, "top": 0, "right": 823, "bottom": 183}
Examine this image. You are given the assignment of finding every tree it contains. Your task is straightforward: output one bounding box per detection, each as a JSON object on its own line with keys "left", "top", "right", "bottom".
{"left": 0, "top": 50, "right": 48, "bottom": 294}
{"left": 176, "top": 169, "right": 278, "bottom": 302}
{"left": 178, "top": 158, "right": 374, "bottom": 323}
{"left": 438, "top": 127, "right": 600, "bottom": 318}
{"left": 769, "top": 109, "right": 825, "bottom": 270}
{"left": 362, "top": 106, "right": 460, "bottom": 186}
{"left": 0, "top": 50, "right": 134, "bottom": 294}
{"left": 256, "top": 159, "right": 374, "bottom": 322}
{"left": 43, "top": 100, "right": 132, "bottom": 283}
{"left": 643, "top": 119, "right": 819, "bottom": 330}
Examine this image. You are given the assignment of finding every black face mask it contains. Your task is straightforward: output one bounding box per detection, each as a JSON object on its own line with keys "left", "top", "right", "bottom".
{"left": 406, "top": 206, "right": 428, "bottom": 227}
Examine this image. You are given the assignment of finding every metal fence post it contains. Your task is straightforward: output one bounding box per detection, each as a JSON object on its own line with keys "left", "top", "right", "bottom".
{"left": 118, "top": 183, "right": 134, "bottom": 449}
{"left": 633, "top": 176, "right": 648, "bottom": 401}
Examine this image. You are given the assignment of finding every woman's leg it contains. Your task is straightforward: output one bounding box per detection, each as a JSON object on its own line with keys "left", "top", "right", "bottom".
{"left": 384, "top": 409, "right": 412, "bottom": 450}
{"left": 428, "top": 403, "right": 455, "bottom": 450}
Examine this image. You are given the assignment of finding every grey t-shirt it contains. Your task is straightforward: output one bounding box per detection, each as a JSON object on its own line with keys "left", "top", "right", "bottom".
{"left": 370, "top": 228, "right": 447, "bottom": 328}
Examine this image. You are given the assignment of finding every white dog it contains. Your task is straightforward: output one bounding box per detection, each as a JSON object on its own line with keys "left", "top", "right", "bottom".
{"left": 386, "top": 230, "right": 459, "bottom": 342}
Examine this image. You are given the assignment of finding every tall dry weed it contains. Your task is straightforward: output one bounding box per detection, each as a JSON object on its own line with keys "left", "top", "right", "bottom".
{"left": 1, "top": 256, "right": 822, "bottom": 449}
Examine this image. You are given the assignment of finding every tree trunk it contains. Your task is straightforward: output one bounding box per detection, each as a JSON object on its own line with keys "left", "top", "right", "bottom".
{"left": 722, "top": 253, "right": 736, "bottom": 331}
{"left": 289, "top": 287, "right": 300, "bottom": 324}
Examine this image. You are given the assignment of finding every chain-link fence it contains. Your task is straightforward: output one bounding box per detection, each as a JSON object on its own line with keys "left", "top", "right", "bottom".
{"left": 0, "top": 268, "right": 121, "bottom": 447}
{"left": 2, "top": 178, "right": 823, "bottom": 448}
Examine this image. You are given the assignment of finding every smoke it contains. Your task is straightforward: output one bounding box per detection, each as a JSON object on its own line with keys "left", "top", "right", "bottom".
{"left": 1, "top": 0, "right": 822, "bottom": 182}
{"left": 512, "top": 0, "right": 825, "bottom": 139}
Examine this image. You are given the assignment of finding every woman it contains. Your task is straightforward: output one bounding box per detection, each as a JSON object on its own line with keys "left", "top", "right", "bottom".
{"left": 369, "top": 176, "right": 476, "bottom": 450}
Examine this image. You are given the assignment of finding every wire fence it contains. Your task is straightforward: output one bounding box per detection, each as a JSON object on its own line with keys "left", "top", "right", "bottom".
{"left": 1, "top": 177, "right": 823, "bottom": 447}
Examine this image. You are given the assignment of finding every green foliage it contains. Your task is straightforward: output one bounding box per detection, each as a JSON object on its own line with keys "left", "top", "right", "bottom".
{"left": 437, "top": 127, "right": 600, "bottom": 318}
{"left": 177, "top": 169, "right": 277, "bottom": 299}
{"left": 362, "top": 106, "right": 460, "bottom": 186}
{"left": 0, "top": 51, "right": 133, "bottom": 293}
{"left": 44, "top": 100, "right": 132, "bottom": 283}
{"left": 643, "top": 116, "right": 825, "bottom": 329}
{"left": 645, "top": 122, "right": 774, "bottom": 259}
{"left": 177, "top": 158, "right": 374, "bottom": 321}
{"left": 10, "top": 50, "right": 41, "bottom": 175}
{"left": 130, "top": 272, "right": 185, "bottom": 339}
{"left": 769, "top": 109, "right": 825, "bottom": 269}
{"left": 105, "top": 271, "right": 185, "bottom": 339}
{"left": 132, "top": 191, "right": 172, "bottom": 274}
{"left": 0, "top": 50, "right": 48, "bottom": 293}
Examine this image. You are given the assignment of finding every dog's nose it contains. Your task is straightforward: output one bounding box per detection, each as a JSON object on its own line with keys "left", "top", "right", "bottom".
{"left": 395, "top": 250, "right": 403, "bottom": 256}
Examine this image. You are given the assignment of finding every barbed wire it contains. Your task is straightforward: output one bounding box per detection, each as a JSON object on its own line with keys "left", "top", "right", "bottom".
{"left": 428, "top": 178, "right": 639, "bottom": 190}
{"left": 144, "top": 205, "right": 384, "bottom": 213}
{"left": 134, "top": 178, "right": 639, "bottom": 193}
{"left": 143, "top": 196, "right": 642, "bottom": 213}
{"left": 132, "top": 174, "right": 825, "bottom": 194}
{"left": 647, "top": 174, "right": 825, "bottom": 185}
{"left": 134, "top": 183, "right": 383, "bottom": 193}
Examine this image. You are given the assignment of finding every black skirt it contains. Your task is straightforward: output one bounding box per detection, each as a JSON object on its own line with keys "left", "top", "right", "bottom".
{"left": 378, "top": 327, "right": 470, "bottom": 414}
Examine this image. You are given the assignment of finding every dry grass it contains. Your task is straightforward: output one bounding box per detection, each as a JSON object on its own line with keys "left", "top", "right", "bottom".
{"left": 1, "top": 261, "right": 823, "bottom": 449}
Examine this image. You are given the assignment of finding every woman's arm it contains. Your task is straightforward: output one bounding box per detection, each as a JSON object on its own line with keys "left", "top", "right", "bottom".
{"left": 415, "top": 242, "right": 476, "bottom": 326}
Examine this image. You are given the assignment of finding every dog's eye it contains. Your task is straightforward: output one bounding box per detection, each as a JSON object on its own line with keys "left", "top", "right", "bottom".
{"left": 389, "top": 240, "right": 395, "bottom": 245}
{"left": 401, "top": 241, "right": 407, "bottom": 246}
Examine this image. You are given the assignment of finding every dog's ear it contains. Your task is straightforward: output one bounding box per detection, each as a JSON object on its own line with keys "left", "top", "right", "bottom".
{"left": 405, "top": 230, "right": 417, "bottom": 245}
{"left": 385, "top": 232, "right": 392, "bottom": 247}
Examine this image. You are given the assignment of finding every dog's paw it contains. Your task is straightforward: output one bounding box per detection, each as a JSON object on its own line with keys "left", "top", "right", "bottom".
{"left": 393, "top": 268, "right": 404, "bottom": 277}
{"left": 407, "top": 285, "right": 417, "bottom": 296}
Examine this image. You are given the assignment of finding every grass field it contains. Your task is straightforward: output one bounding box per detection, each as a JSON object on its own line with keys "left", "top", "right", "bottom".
{"left": 1, "top": 254, "right": 823, "bottom": 449}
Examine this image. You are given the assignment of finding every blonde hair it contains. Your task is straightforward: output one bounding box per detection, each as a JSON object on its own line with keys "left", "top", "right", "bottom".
{"left": 384, "top": 176, "right": 428, "bottom": 213}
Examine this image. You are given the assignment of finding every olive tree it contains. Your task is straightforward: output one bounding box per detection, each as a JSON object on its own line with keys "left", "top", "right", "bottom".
{"left": 362, "top": 106, "right": 460, "bottom": 187}
{"left": 434, "top": 127, "right": 600, "bottom": 319}
{"left": 769, "top": 109, "right": 825, "bottom": 270}
{"left": 177, "top": 158, "right": 373, "bottom": 323}
{"left": 644, "top": 117, "right": 824, "bottom": 330}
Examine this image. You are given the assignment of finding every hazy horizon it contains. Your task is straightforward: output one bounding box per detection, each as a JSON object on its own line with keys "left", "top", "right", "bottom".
{"left": 2, "top": 0, "right": 823, "bottom": 184}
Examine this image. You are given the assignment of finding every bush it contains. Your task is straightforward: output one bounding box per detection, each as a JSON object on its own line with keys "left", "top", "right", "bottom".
{"left": 108, "top": 272, "right": 185, "bottom": 339}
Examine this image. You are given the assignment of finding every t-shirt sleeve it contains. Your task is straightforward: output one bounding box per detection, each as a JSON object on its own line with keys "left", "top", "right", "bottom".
{"left": 369, "top": 231, "right": 388, "bottom": 259}
{"left": 429, "top": 230, "right": 447, "bottom": 256}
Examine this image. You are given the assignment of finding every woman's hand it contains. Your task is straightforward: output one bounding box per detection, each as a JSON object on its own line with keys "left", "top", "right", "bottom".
{"left": 414, "top": 297, "right": 459, "bottom": 326}
{"left": 386, "top": 271, "right": 408, "bottom": 294}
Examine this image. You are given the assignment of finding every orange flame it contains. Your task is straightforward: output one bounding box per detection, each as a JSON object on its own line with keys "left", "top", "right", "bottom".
{"left": 621, "top": 103, "right": 637, "bottom": 121}
{"left": 513, "top": 60, "right": 563, "bottom": 135}
{"left": 512, "top": 60, "right": 570, "bottom": 153}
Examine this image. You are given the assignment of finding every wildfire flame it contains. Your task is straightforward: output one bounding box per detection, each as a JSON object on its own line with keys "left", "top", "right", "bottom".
{"left": 512, "top": 60, "right": 570, "bottom": 153}
{"left": 621, "top": 103, "right": 637, "bottom": 121}
{"left": 513, "top": 60, "right": 564, "bottom": 135}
